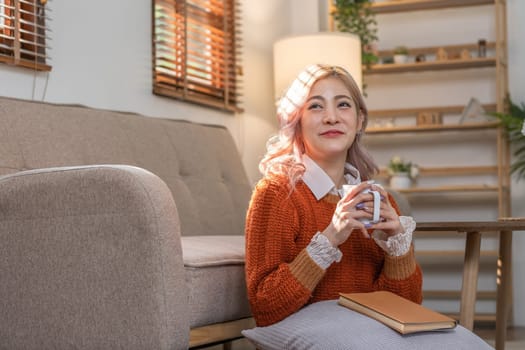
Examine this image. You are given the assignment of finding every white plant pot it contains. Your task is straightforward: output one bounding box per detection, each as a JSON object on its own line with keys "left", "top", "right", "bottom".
{"left": 393, "top": 54, "right": 408, "bottom": 64}
{"left": 389, "top": 172, "right": 412, "bottom": 189}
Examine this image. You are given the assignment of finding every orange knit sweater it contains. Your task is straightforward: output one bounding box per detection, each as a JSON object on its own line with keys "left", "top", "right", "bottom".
{"left": 245, "top": 174, "right": 423, "bottom": 327}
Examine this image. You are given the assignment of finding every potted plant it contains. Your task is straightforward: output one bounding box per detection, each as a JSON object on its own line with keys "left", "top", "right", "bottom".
{"left": 393, "top": 46, "right": 409, "bottom": 64}
{"left": 332, "top": 0, "right": 378, "bottom": 94}
{"left": 491, "top": 97, "right": 525, "bottom": 180}
{"left": 387, "top": 156, "right": 419, "bottom": 189}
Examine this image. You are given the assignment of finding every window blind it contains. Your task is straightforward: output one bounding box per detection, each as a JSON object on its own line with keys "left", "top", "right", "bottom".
{"left": 0, "top": 0, "right": 51, "bottom": 71}
{"left": 153, "top": 0, "right": 242, "bottom": 113}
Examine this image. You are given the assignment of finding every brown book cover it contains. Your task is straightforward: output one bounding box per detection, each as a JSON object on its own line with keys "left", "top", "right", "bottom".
{"left": 338, "top": 291, "right": 457, "bottom": 334}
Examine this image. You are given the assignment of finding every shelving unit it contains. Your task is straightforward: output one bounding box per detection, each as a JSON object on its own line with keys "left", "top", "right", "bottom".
{"left": 331, "top": 0, "right": 510, "bottom": 326}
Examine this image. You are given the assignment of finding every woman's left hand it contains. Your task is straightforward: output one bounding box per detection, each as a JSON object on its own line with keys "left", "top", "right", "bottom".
{"left": 364, "top": 185, "right": 403, "bottom": 237}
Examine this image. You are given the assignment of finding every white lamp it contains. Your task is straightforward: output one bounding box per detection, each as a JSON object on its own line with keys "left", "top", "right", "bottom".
{"left": 273, "top": 32, "right": 362, "bottom": 100}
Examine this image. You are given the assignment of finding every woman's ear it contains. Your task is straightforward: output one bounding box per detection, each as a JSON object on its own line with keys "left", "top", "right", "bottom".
{"left": 357, "top": 112, "right": 365, "bottom": 132}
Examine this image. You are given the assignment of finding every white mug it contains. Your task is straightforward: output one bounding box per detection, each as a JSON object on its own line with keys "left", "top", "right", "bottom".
{"left": 342, "top": 184, "right": 381, "bottom": 225}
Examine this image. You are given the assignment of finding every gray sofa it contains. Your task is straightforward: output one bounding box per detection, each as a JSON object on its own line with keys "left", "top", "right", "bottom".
{"left": 0, "top": 96, "right": 254, "bottom": 349}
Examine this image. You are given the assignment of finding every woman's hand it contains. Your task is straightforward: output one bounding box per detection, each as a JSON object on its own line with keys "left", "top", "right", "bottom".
{"left": 322, "top": 181, "right": 376, "bottom": 247}
{"left": 366, "top": 184, "right": 404, "bottom": 238}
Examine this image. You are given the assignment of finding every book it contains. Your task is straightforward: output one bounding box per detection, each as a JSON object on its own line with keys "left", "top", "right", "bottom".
{"left": 338, "top": 291, "right": 457, "bottom": 334}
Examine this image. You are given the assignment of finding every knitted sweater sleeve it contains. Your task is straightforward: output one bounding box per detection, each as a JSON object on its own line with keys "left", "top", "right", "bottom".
{"left": 245, "top": 177, "right": 325, "bottom": 326}
{"left": 373, "top": 193, "right": 423, "bottom": 304}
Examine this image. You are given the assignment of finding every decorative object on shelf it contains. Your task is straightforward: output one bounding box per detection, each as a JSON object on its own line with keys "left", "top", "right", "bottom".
{"left": 460, "top": 49, "right": 472, "bottom": 60}
{"left": 387, "top": 156, "right": 419, "bottom": 189}
{"left": 332, "top": 0, "right": 379, "bottom": 68}
{"left": 415, "top": 53, "right": 426, "bottom": 63}
{"left": 393, "top": 46, "right": 409, "bottom": 64}
{"left": 459, "top": 97, "right": 489, "bottom": 124}
{"left": 382, "top": 56, "right": 394, "bottom": 64}
{"left": 490, "top": 97, "right": 525, "bottom": 179}
{"left": 389, "top": 172, "right": 412, "bottom": 190}
{"left": 417, "top": 111, "right": 442, "bottom": 126}
{"left": 478, "top": 39, "right": 487, "bottom": 57}
{"left": 435, "top": 47, "right": 448, "bottom": 61}
{"left": 385, "top": 118, "right": 395, "bottom": 128}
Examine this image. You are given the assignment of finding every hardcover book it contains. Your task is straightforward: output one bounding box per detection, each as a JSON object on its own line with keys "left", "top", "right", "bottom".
{"left": 338, "top": 291, "right": 457, "bottom": 334}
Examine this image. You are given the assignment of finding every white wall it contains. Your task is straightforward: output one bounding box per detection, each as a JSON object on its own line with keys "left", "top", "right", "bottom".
{"left": 241, "top": 0, "right": 290, "bottom": 184}
{"left": 0, "top": 0, "right": 523, "bottom": 326}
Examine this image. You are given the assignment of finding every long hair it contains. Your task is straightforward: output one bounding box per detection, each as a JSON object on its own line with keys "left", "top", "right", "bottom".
{"left": 259, "top": 64, "right": 378, "bottom": 186}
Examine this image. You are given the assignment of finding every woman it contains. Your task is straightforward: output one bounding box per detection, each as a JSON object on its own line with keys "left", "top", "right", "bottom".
{"left": 245, "top": 64, "right": 422, "bottom": 327}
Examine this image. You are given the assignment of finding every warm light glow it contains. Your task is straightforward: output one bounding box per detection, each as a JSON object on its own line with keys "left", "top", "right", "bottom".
{"left": 273, "top": 32, "right": 362, "bottom": 100}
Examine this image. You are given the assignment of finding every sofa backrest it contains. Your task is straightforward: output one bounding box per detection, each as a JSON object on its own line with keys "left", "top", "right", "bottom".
{"left": 0, "top": 96, "right": 252, "bottom": 237}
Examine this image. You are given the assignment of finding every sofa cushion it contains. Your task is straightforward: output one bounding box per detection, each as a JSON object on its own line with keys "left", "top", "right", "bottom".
{"left": 182, "top": 235, "right": 251, "bottom": 328}
{"left": 242, "top": 300, "right": 493, "bottom": 350}
{"left": 0, "top": 96, "right": 252, "bottom": 238}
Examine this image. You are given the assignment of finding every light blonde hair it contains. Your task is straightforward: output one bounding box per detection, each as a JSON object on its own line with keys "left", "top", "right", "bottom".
{"left": 259, "top": 64, "right": 378, "bottom": 186}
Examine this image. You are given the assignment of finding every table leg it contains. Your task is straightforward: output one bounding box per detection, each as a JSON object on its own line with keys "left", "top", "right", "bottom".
{"left": 495, "top": 229, "right": 512, "bottom": 350}
{"left": 460, "top": 231, "right": 481, "bottom": 331}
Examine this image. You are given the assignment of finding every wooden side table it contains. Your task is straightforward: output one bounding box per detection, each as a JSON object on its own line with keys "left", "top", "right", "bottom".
{"left": 416, "top": 219, "right": 525, "bottom": 350}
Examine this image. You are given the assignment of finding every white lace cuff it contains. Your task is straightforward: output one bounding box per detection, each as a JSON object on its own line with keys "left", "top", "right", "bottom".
{"left": 306, "top": 232, "right": 343, "bottom": 270}
{"left": 372, "top": 216, "right": 416, "bottom": 257}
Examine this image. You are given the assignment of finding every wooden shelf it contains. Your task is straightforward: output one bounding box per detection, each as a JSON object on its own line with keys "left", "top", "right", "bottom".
{"left": 414, "top": 230, "right": 498, "bottom": 237}
{"left": 367, "top": 121, "right": 499, "bottom": 134}
{"left": 369, "top": 104, "right": 497, "bottom": 119}
{"left": 365, "top": 57, "right": 495, "bottom": 74}
{"left": 424, "top": 290, "right": 497, "bottom": 299}
{"left": 444, "top": 312, "right": 496, "bottom": 323}
{"left": 397, "top": 184, "right": 499, "bottom": 194}
{"left": 371, "top": 0, "right": 494, "bottom": 14}
{"left": 377, "top": 42, "right": 496, "bottom": 57}
{"left": 378, "top": 165, "right": 498, "bottom": 178}
{"left": 417, "top": 250, "right": 497, "bottom": 258}
{"left": 419, "top": 166, "right": 498, "bottom": 176}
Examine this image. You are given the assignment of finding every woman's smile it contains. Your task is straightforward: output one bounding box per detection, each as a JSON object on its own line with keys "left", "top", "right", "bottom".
{"left": 320, "top": 129, "right": 345, "bottom": 137}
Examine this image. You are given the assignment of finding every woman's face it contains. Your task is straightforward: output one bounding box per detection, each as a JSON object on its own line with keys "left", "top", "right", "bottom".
{"left": 300, "top": 76, "right": 363, "bottom": 164}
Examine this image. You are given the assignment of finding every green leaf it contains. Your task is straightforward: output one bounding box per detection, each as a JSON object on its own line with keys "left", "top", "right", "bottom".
{"left": 491, "top": 96, "right": 525, "bottom": 181}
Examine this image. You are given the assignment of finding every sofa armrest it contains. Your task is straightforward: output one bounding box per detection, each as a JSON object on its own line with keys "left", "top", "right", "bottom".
{"left": 0, "top": 165, "right": 189, "bottom": 350}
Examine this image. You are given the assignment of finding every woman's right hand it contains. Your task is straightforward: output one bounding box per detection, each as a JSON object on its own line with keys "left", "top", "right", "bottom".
{"left": 322, "top": 181, "right": 375, "bottom": 247}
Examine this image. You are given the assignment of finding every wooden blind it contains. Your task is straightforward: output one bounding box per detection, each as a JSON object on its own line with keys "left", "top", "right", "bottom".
{"left": 153, "top": 0, "right": 242, "bottom": 113}
{"left": 0, "top": 0, "right": 51, "bottom": 71}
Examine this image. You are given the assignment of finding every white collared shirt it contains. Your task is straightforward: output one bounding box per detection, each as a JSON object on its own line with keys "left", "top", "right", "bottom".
{"left": 302, "top": 154, "right": 361, "bottom": 200}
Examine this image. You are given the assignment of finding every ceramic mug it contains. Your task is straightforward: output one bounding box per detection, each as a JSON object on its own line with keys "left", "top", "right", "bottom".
{"left": 342, "top": 184, "right": 381, "bottom": 225}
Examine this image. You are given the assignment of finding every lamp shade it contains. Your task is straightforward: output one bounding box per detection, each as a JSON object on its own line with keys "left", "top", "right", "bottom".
{"left": 273, "top": 32, "right": 362, "bottom": 99}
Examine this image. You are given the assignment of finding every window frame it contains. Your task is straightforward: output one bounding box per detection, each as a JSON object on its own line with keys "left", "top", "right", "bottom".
{"left": 0, "top": 0, "right": 51, "bottom": 71}
{"left": 152, "top": 0, "right": 242, "bottom": 113}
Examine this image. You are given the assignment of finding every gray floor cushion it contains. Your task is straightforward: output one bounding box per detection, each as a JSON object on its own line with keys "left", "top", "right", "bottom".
{"left": 242, "top": 300, "right": 494, "bottom": 350}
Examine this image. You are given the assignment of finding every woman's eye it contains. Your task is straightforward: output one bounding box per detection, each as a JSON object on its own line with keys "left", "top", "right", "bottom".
{"left": 307, "top": 103, "right": 323, "bottom": 110}
{"left": 338, "top": 101, "right": 352, "bottom": 108}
